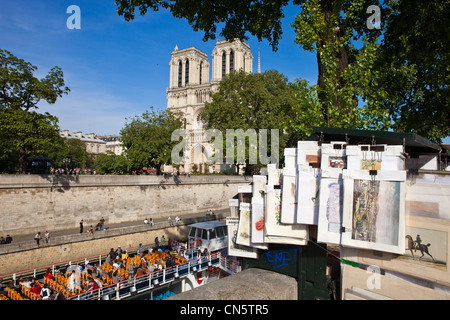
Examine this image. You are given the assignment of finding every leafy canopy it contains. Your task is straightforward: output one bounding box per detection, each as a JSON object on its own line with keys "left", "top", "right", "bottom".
{"left": 115, "top": 0, "right": 449, "bottom": 142}
{"left": 120, "top": 107, "right": 183, "bottom": 172}
{"left": 372, "top": 0, "right": 450, "bottom": 142}
{"left": 115, "top": 0, "right": 289, "bottom": 50}
{"left": 288, "top": 0, "right": 390, "bottom": 138}
{"left": 0, "top": 49, "right": 70, "bottom": 172}
{"left": 203, "top": 69, "right": 297, "bottom": 173}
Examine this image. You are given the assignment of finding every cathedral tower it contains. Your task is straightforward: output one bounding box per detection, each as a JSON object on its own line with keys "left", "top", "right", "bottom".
{"left": 166, "top": 39, "right": 253, "bottom": 173}
{"left": 211, "top": 40, "right": 253, "bottom": 83}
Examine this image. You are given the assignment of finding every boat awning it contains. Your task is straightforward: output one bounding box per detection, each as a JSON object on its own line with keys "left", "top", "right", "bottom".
{"left": 188, "top": 221, "right": 227, "bottom": 230}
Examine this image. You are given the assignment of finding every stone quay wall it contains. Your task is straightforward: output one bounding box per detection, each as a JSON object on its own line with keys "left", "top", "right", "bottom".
{"left": 0, "top": 174, "right": 251, "bottom": 237}
{"left": 0, "top": 214, "right": 224, "bottom": 276}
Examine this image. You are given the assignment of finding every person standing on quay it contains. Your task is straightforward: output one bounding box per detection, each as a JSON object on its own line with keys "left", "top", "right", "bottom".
{"left": 34, "top": 232, "right": 42, "bottom": 247}
{"left": 161, "top": 235, "right": 166, "bottom": 251}
{"left": 44, "top": 231, "right": 50, "bottom": 245}
{"left": 80, "top": 220, "right": 84, "bottom": 234}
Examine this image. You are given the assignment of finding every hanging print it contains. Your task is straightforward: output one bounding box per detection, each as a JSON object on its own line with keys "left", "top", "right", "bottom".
{"left": 342, "top": 169, "right": 406, "bottom": 254}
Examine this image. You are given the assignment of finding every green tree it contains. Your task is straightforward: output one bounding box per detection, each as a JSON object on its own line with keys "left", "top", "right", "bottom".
{"left": 120, "top": 107, "right": 183, "bottom": 174}
{"left": 0, "top": 108, "right": 62, "bottom": 173}
{"left": 95, "top": 151, "right": 129, "bottom": 174}
{"left": 203, "top": 69, "right": 297, "bottom": 174}
{"left": 37, "top": 137, "right": 93, "bottom": 170}
{"left": 0, "top": 49, "right": 70, "bottom": 172}
{"left": 115, "top": 0, "right": 449, "bottom": 142}
{"left": 65, "top": 139, "right": 93, "bottom": 170}
{"left": 288, "top": 0, "right": 390, "bottom": 138}
{"left": 115, "top": 0, "right": 289, "bottom": 50}
{"left": 372, "top": 0, "right": 449, "bottom": 143}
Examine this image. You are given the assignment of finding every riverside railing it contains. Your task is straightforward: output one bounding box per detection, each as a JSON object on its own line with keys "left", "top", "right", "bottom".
{"left": 68, "top": 252, "right": 224, "bottom": 300}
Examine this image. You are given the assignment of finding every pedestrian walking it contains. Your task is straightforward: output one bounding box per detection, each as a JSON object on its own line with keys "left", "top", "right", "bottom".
{"left": 44, "top": 231, "right": 50, "bottom": 244}
{"left": 34, "top": 232, "right": 42, "bottom": 247}
{"left": 155, "top": 236, "right": 159, "bottom": 250}
{"left": 168, "top": 216, "right": 173, "bottom": 226}
{"left": 161, "top": 235, "right": 166, "bottom": 251}
{"left": 80, "top": 220, "right": 84, "bottom": 233}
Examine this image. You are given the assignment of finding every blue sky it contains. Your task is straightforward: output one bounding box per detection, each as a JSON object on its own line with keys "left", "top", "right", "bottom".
{"left": 1, "top": 1, "right": 317, "bottom": 136}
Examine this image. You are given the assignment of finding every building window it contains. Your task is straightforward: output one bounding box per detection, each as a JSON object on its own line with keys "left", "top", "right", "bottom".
{"left": 229, "top": 50, "right": 234, "bottom": 73}
{"left": 222, "top": 52, "right": 226, "bottom": 80}
{"left": 178, "top": 61, "right": 182, "bottom": 87}
{"left": 199, "top": 61, "right": 202, "bottom": 84}
{"left": 185, "top": 59, "right": 189, "bottom": 85}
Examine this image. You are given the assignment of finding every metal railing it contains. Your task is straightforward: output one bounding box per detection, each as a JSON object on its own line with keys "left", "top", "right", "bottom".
{"left": 0, "top": 241, "right": 188, "bottom": 283}
{"left": 1, "top": 239, "right": 241, "bottom": 301}
{"left": 68, "top": 252, "right": 230, "bottom": 300}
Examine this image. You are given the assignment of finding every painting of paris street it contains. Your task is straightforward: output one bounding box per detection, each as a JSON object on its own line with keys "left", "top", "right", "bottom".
{"left": 351, "top": 179, "right": 401, "bottom": 246}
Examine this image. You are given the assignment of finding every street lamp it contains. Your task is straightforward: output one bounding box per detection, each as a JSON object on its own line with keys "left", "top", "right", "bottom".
{"left": 63, "top": 158, "right": 71, "bottom": 174}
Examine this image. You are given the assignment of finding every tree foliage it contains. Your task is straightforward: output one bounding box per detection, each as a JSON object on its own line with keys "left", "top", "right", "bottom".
{"left": 372, "top": 0, "right": 450, "bottom": 142}
{"left": 288, "top": 0, "right": 390, "bottom": 138}
{"left": 115, "top": 0, "right": 289, "bottom": 50}
{"left": 32, "top": 136, "right": 94, "bottom": 171}
{"left": 203, "top": 69, "right": 297, "bottom": 173}
{"left": 95, "top": 151, "right": 129, "bottom": 174}
{"left": 115, "top": 0, "right": 449, "bottom": 142}
{"left": 0, "top": 108, "right": 63, "bottom": 173}
{"left": 120, "top": 107, "right": 183, "bottom": 173}
{"left": 0, "top": 49, "right": 70, "bottom": 172}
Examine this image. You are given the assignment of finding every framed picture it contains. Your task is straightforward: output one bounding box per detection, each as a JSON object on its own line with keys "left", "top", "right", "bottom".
{"left": 251, "top": 197, "right": 265, "bottom": 244}
{"left": 341, "top": 169, "right": 406, "bottom": 254}
{"left": 295, "top": 166, "right": 321, "bottom": 225}
{"left": 356, "top": 215, "right": 450, "bottom": 286}
{"left": 252, "top": 175, "right": 267, "bottom": 199}
{"left": 267, "top": 163, "right": 282, "bottom": 187}
{"left": 317, "top": 177, "right": 344, "bottom": 245}
{"left": 237, "top": 202, "right": 268, "bottom": 250}
{"left": 353, "top": 173, "right": 450, "bottom": 285}
{"left": 297, "top": 141, "right": 320, "bottom": 167}
{"left": 346, "top": 145, "right": 404, "bottom": 171}
{"left": 320, "top": 142, "right": 347, "bottom": 178}
{"left": 227, "top": 217, "right": 258, "bottom": 259}
{"left": 264, "top": 187, "right": 308, "bottom": 245}
{"left": 280, "top": 167, "right": 298, "bottom": 224}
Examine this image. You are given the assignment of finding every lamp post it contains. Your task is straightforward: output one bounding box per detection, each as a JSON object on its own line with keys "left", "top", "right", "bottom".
{"left": 63, "top": 158, "right": 71, "bottom": 174}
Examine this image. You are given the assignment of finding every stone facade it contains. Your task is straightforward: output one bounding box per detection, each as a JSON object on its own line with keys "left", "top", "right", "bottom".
{"left": 169, "top": 268, "right": 298, "bottom": 300}
{"left": 166, "top": 40, "right": 253, "bottom": 173}
{"left": 59, "top": 130, "right": 107, "bottom": 155}
{"left": 0, "top": 174, "right": 251, "bottom": 237}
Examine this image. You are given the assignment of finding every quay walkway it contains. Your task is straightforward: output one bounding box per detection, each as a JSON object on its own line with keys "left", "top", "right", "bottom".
{"left": 0, "top": 209, "right": 229, "bottom": 255}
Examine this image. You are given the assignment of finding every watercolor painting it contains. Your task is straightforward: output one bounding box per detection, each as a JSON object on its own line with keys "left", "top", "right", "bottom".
{"left": 317, "top": 178, "right": 344, "bottom": 245}
{"left": 351, "top": 179, "right": 400, "bottom": 246}
{"left": 342, "top": 169, "right": 406, "bottom": 254}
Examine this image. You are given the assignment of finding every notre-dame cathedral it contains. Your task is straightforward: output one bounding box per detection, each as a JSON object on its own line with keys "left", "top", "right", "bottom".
{"left": 166, "top": 39, "right": 255, "bottom": 173}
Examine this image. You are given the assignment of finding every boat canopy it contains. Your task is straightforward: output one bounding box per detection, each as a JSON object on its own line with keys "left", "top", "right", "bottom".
{"left": 188, "top": 221, "right": 227, "bottom": 230}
